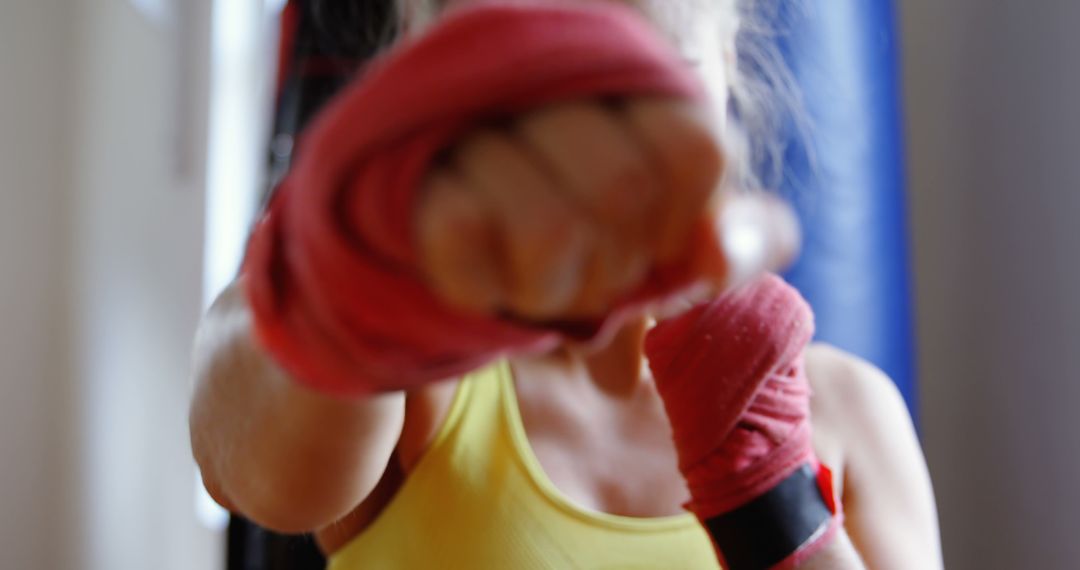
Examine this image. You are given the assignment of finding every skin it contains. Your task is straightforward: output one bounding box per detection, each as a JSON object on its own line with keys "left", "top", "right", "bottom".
{"left": 190, "top": 0, "right": 943, "bottom": 567}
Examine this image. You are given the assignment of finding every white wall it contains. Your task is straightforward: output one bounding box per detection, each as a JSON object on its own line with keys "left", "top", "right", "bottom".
{"left": 1, "top": 0, "right": 225, "bottom": 568}
{"left": 902, "top": 1, "right": 1080, "bottom": 567}
{"left": 65, "top": 0, "right": 222, "bottom": 566}
{"left": 0, "top": 1, "right": 72, "bottom": 568}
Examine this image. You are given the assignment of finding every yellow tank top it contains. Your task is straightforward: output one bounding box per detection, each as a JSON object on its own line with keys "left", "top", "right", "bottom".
{"left": 328, "top": 361, "right": 720, "bottom": 569}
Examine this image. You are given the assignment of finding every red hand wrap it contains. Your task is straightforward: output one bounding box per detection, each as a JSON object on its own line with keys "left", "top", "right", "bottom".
{"left": 244, "top": 1, "right": 708, "bottom": 396}
{"left": 645, "top": 275, "right": 841, "bottom": 541}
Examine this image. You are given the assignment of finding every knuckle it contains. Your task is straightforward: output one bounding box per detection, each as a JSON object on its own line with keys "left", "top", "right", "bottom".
{"left": 630, "top": 100, "right": 725, "bottom": 192}
{"left": 455, "top": 128, "right": 510, "bottom": 170}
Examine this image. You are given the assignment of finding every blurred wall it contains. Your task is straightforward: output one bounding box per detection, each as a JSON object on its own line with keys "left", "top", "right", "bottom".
{"left": 66, "top": 0, "right": 221, "bottom": 568}
{"left": 0, "top": 1, "right": 72, "bottom": 568}
{"left": 902, "top": 1, "right": 1080, "bottom": 568}
{"left": 0, "top": 0, "right": 222, "bottom": 568}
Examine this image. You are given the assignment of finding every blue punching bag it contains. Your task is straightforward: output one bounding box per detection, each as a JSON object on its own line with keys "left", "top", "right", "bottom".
{"left": 768, "top": 2, "right": 918, "bottom": 420}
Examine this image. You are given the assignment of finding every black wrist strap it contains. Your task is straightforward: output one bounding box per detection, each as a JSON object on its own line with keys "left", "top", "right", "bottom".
{"left": 703, "top": 464, "right": 834, "bottom": 570}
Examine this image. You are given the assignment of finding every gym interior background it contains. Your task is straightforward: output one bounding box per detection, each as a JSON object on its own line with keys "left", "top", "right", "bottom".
{"left": 1, "top": 0, "right": 1077, "bottom": 568}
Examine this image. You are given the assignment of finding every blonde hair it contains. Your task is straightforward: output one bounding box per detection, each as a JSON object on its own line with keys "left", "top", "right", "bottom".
{"left": 393, "top": 0, "right": 800, "bottom": 191}
{"left": 726, "top": 0, "right": 805, "bottom": 191}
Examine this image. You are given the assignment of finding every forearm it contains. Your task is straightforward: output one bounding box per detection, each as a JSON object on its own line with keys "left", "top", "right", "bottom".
{"left": 795, "top": 530, "right": 865, "bottom": 570}
{"left": 807, "top": 346, "right": 944, "bottom": 569}
{"left": 189, "top": 280, "right": 405, "bottom": 533}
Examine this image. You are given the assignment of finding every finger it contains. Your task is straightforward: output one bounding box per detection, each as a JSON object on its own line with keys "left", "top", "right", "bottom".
{"left": 645, "top": 218, "right": 729, "bottom": 321}
{"left": 563, "top": 234, "right": 651, "bottom": 318}
{"left": 621, "top": 98, "right": 725, "bottom": 262}
{"left": 515, "top": 103, "right": 661, "bottom": 313}
{"left": 453, "top": 129, "right": 592, "bottom": 319}
{"left": 515, "top": 101, "right": 664, "bottom": 241}
{"left": 416, "top": 169, "right": 505, "bottom": 314}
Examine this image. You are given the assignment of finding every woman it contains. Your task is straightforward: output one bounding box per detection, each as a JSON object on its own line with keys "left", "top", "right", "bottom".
{"left": 191, "top": 0, "right": 941, "bottom": 567}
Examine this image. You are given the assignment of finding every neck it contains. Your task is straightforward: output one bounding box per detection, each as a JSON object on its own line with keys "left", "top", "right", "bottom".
{"left": 580, "top": 317, "right": 650, "bottom": 396}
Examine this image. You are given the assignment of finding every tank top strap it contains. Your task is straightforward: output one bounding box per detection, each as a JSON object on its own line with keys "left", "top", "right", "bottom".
{"left": 423, "top": 360, "right": 515, "bottom": 475}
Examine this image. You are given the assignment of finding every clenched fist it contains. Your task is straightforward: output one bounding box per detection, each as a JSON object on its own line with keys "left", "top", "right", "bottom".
{"left": 417, "top": 98, "right": 726, "bottom": 321}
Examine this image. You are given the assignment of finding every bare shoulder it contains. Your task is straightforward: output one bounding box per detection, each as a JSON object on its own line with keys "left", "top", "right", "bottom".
{"left": 803, "top": 343, "right": 910, "bottom": 482}
{"left": 803, "top": 343, "right": 943, "bottom": 569}
{"left": 804, "top": 343, "right": 911, "bottom": 433}
{"left": 804, "top": 342, "right": 919, "bottom": 481}
{"left": 398, "top": 379, "right": 460, "bottom": 472}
